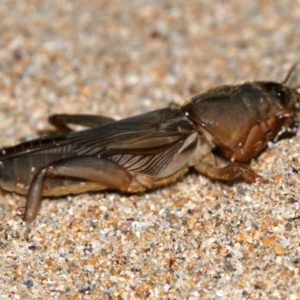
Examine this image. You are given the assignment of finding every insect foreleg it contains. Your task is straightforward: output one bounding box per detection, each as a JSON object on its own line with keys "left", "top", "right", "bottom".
{"left": 194, "top": 161, "right": 261, "bottom": 183}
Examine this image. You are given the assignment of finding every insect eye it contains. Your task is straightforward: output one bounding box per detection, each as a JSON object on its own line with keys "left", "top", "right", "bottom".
{"left": 275, "top": 86, "right": 289, "bottom": 107}
{"left": 276, "top": 89, "right": 284, "bottom": 98}
{"left": 264, "top": 83, "right": 290, "bottom": 107}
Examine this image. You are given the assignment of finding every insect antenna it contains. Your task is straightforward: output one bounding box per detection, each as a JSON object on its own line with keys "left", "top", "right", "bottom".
{"left": 282, "top": 63, "right": 300, "bottom": 85}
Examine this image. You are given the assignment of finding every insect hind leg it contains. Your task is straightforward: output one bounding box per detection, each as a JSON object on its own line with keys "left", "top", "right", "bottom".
{"left": 24, "top": 156, "right": 132, "bottom": 222}
{"left": 44, "top": 114, "right": 116, "bottom": 133}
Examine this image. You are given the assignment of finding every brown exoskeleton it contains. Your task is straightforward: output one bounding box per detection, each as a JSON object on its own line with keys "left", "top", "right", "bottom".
{"left": 1, "top": 65, "right": 299, "bottom": 222}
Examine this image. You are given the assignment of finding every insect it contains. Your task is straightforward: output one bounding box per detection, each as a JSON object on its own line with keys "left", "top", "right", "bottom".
{"left": 0, "top": 65, "right": 299, "bottom": 222}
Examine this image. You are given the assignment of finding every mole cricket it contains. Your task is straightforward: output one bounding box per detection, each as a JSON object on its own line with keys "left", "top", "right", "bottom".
{"left": 1, "top": 65, "right": 299, "bottom": 221}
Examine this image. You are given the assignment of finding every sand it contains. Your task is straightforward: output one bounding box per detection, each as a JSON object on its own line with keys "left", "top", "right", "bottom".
{"left": 1, "top": 1, "right": 300, "bottom": 299}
